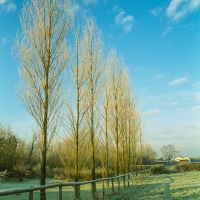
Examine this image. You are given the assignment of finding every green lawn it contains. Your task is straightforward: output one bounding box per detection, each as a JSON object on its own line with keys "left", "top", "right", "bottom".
{"left": 107, "top": 171, "right": 200, "bottom": 200}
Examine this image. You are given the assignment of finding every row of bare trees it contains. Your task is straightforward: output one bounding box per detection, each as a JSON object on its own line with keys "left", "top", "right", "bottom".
{"left": 61, "top": 20, "right": 145, "bottom": 197}
{"left": 14, "top": 0, "right": 147, "bottom": 199}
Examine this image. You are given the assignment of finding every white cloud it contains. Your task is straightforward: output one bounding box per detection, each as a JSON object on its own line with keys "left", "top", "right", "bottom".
{"left": 116, "top": 11, "right": 133, "bottom": 25}
{"left": 5, "top": 2, "right": 16, "bottom": 12}
{"left": 83, "top": 0, "right": 98, "bottom": 5}
{"left": 0, "top": 1, "right": 16, "bottom": 12}
{"left": 192, "top": 106, "right": 200, "bottom": 111}
{"left": 142, "top": 109, "right": 164, "bottom": 116}
{"left": 115, "top": 11, "right": 134, "bottom": 33}
{"left": 0, "top": 0, "right": 6, "bottom": 4}
{"left": 166, "top": 0, "right": 200, "bottom": 21}
{"left": 149, "top": 7, "right": 163, "bottom": 17}
{"left": 123, "top": 24, "right": 132, "bottom": 33}
{"left": 168, "top": 77, "right": 188, "bottom": 86}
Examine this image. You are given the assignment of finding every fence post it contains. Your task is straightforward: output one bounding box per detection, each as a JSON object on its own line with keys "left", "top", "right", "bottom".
{"left": 75, "top": 185, "right": 80, "bottom": 200}
{"left": 59, "top": 185, "right": 62, "bottom": 200}
{"left": 131, "top": 174, "right": 134, "bottom": 183}
{"left": 102, "top": 180, "right": 105, "bottom": 199}
{"left": 118, "top": 179, "right": 120, "bottom": 194}
{"left": 29, "top": 191, "right": 33, "bottom": 200}
{"left": 112, "top": 179, "right": 114, "bottom": 193}
{"left": 123, "top": 175, "right": 125, "bottom": 188}
{"left": 128, "top": 174, "right": 130, "bottom": 187}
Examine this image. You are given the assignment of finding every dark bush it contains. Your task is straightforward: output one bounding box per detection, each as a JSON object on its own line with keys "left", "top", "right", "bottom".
{"left": 152, "top": 164, "right": 171, "bottom": 174}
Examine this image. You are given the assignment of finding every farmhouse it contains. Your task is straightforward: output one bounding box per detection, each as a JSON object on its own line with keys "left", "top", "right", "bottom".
{"left": 174, "top": 156, "right": 190, "bottom": 164}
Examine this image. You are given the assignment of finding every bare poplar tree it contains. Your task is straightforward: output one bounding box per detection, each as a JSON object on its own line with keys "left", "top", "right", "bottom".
{"left": 82, "top": 18, "right": 103, "bottom": 196}
{"left": 130, "top": 109, "right": 139, "bottom": 172}
{"left": 101, "top": 61, "right": 112, "bottom": 186}
{"left": 127, "top": 96, "right": 135, "bottom": 174}
{"left": 108, "top": 50, "right": 125, "bottom": 179}
{"left": 139, "top": 117, "right": 143, "bottom": 170}
{"left": 14, "top": 0, "right": 73, "bottom": 199}
{"left": 118, "top": 70, "right": 130, "bottom": 176}
{"left": 64, "top": 26, "right": 89, "bottom": 198}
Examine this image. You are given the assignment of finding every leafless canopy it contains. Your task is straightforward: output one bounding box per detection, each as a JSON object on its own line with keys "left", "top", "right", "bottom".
{"left": 15, "top": 0, "right": 73, "bottom": 139}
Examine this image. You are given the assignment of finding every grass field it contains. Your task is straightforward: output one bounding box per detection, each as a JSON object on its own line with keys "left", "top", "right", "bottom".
{"left": 107, "top": 171, "right": 200, "bottom": 200}
{"left": 1, "top": 172, "right": 200, "bottom": 199}
{"left": 0, "top": 177, "right": 122, "bottom": 200}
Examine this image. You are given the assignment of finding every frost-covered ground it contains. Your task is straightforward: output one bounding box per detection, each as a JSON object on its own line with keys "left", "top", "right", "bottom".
{"left": 1, "top": 172, "right": 200, "bottom": 199}
{"left": 0, "top": 177, "right": 111, "bottom": 199}
{"left": 107, "top": 171, "right": 200, "bottom": 200}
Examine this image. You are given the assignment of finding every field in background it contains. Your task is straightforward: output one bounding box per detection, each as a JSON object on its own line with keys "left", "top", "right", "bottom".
{"left": 107, "top": 171, "right": 200, "bottom": 200}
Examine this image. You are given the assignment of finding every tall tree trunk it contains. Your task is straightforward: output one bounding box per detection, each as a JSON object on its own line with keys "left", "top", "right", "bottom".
{"left": 91, "top": 84, "right": 96, "bottom": 195}
{"left": 40, "top": 69, "right": 49, "bottom": 200}
{"left": 105, "top": 106, "right": 109, "bottom": 187}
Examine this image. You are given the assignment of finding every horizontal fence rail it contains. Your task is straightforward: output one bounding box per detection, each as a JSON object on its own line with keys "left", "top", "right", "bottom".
{"left": 0, "top": 168, "right": 152, "bottom": 200}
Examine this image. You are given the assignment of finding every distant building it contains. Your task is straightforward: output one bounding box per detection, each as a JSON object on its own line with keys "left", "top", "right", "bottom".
{"left": 174, "top": 156, "right": 190, "bottom": 164}
{"left": 155, "top": 160, "right": 170, "bottom": 165}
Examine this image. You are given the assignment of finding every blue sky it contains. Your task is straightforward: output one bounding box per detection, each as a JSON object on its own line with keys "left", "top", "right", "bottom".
{"left": 0, "top": 0, "right": 200, "bottom": 157}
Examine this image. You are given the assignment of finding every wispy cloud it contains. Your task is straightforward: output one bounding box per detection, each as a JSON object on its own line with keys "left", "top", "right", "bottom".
{"left": 195, "top": 92, "right": 200, "bottom": 103}
{"left": 192, "top": 106, "right": 200, "bottom": 111}
{"left": 154, "top": 74, "right": 163, "bottom": 80}
{"left": 161, "top": 26, "right": 173, "bottom": 37}
{"left": 194, "top": 81, "right": 200, "bottom": 87}
{"left": 142, "top": 109, "right": 164, "bottom": 116}
{"left": 115, "top": 11, "right": 134, "bottom": 33}
{"left": 5, "top": 2, "right": 16, "bottom": 12}
{"left": 168, "top": 77, "right": 188, "bottom": 86}
{"left": 149, "top": 7, "right": 163, "bottom": 17}
{"left": 0, "top": 1, "right": 16, "bottom": 12}
{"left": 83, "top": 0, "right": 98, "bottom": 5}
{"left": 166, "top": 0, "right": 200, "bottom": 21}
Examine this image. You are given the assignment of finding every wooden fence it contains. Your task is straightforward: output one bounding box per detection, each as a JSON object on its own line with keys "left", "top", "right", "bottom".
{"left": 0, "top": 168, "right": 152, "bottom": 200}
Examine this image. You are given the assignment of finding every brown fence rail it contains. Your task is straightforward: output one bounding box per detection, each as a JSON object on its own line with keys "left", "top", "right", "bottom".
{"left": 0, "top": 168, "right": 152, "bottom": 200}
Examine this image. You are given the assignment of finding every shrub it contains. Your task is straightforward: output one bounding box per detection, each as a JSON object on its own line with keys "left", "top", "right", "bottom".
{"left": 32, "top": 164, "right": 53, "bottom": 178}
{"left": 13, "top": 163, "right": 28, "bottom": 181}
{"left": 52, "top": 168, "right": 66, "bottom": 180}
{"left": 172, "top": 163, "right": 200, "bottom": 173}
{"left": 0, "top": 170, "right": 9, "bottom": 181}
{"left": 152, "top": 164, "right": 170, "bottom": 174}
